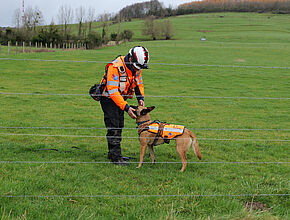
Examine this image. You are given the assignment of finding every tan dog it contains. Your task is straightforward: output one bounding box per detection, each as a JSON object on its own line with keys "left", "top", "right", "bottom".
{"left": 132, "top": 106, "right": 201, "bottom": 172}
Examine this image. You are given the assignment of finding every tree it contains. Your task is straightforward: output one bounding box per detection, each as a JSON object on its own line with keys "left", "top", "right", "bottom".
{"left": 122, "top": 29, "right": 133, "bottom": 41}
{"left": 161, "top": 19, "right": 174, "bottom": 40}
{"left": 142, "top": 16, "right": 160, "bottom": 40}
{"left": 87, "top": 6, "right": 95, "bottom": 33}
{"left": 13, "top": 8, "right": 22, "bottom": 29}
{"left": 76, "top": 6, "right": 86, "bottom": 38}
{"left": 117, "top": 0, "right": 165, "bottom": 21}
{"left": 57, "top": 5, "right": 74, "bottom": 40}
{"left": 32, "top": 23, "right": 61, "bottom": 45}
{"left": 23, "top": 6, "right": 43, "bottom": 31}
{"left": 86, "top": 31, "right": 102, "bottom": 49}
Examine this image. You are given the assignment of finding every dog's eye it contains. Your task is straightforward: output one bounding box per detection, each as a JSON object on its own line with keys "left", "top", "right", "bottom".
{"left": 140, "top": 109, "right": 147, "bottom": 115}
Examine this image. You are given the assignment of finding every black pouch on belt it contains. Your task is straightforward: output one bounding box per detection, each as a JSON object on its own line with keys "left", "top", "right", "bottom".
{"left": 89, "top": 83, "right": 104, "bottom": 101}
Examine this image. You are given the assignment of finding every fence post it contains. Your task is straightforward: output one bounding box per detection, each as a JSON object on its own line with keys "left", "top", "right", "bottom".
{"left": 40, "top": 42, "right": 43, "bottom": 48}
{"left": 8, "top": 41, "right": 10, "bottom": 55}
{"left": 23, "top": 42, "right": 25, "bottom": 53}
{"left": 16, "top": 41, "right": 18, "bottom": 55}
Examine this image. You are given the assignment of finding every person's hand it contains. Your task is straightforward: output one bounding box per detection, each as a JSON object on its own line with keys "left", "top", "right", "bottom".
{"left": 138, "top": 100, "right": 145, "bottom": 107}
{"left": 127, "top": 107, "right": 137, "bottom": 119}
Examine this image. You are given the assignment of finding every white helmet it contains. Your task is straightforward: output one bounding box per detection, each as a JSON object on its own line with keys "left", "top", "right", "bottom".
{"left": 128, "top": 46, "right": 149, "bottom": 70}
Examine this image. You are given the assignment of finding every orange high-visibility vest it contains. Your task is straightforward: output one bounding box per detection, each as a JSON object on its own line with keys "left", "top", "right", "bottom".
{"left": 101, "top": 56, "right": 144, "bottom": 110}
{"left": 138, "top": 121, "right": 185, "bottom": 140}
{"left": 147, "top": 122, "right": 185, "bottom": 140}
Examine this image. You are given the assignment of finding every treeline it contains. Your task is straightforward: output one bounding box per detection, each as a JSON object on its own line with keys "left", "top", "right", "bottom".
{"left": 112, "top": 0, "right": 290, "bottom": 22}
{"left": 177, "top": 0, "right": 290, "bottom": 14}
{"left": 115, "top": 0, "right": 173, "bottom": 21}
{"left": 0, "top": 5, "right": 134, "bottom": 49}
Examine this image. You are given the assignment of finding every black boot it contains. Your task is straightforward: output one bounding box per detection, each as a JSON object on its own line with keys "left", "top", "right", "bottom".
{"left": 111, "top": 157, "right": 129, "bottom": 166}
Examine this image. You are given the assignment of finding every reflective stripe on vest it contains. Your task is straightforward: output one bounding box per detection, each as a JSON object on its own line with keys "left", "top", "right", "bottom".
{"left": 108, "top": 89, "right": 118, "bottom": 95}
{"left": 148, "top": 123, "right": 185, "bottom": 140}
{"left": 107, "top": 81, "right": 119, "bottom": 86}
{"left": 148, "top": 125, "right": 159, "bottom": 131}
{"left": 120, "top": 82, "right": 125, "bottom": 93}
{"left": 136, "top": 71, "right": 142, "bottom": 85}
{"left": 119, "top": 66, "right": 126, "bottom": 93}
{"left": 163, "top": 127, "right": 184, "bottom": 133}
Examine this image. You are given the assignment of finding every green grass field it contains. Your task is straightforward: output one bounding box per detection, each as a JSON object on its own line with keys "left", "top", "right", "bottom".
{"left": 0, "top": 13, "right": 289, "bottom": 219}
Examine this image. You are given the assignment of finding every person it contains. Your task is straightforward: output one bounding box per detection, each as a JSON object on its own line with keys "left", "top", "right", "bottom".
{"left": 99, "top": 46, "right": 150, "bottom": 165}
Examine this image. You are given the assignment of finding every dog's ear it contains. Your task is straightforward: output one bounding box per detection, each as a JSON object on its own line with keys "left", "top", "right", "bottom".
{"left": 130, "top": 105, "right": 138, "bottom": 110}
{"left": 147, "top": 106, "right": 155, "bottom": 112}
{"left": 140, "top": 106, "right": 155, "bottom": 116}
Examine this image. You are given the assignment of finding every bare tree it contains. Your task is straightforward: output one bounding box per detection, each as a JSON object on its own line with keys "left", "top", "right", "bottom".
{"left": 98, "top": 13, "right": 111, "bottom": 22}
{"left": 87, "top": 6, "right": 95, "bottom": 33}
{"left": 24, "top": 6, "right": 34, "bottom": 30}
{"left": 23, "top": 6, "right": 43, "bottom": 31}
{"left": 57, "top": 5, "right": 74, "bottom": 39}
{"left": 142, "top": 16, "right": 160, "bottom": 40}
{"left": 76, "top": 6, "right": 86, "bottom": 37}
{"left": 13, "top": 8, "right": 22, "bottom": 29}
{"left": 32, "top": 6, "right": 44, "bottom": 29}
{"left": 161, "top": 19, "right": 174, "bottom": 40}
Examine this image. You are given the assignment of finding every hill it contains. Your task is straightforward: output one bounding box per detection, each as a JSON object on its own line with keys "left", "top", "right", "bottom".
{"left": 178, "top": 0, "right": 290, "bottom": 14}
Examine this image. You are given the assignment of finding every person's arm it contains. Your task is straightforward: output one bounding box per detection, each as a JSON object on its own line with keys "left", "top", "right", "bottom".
{"left": 106, "top": 66, "right": 128, "bottom": 110}
{"left": 135, "top": 70, "right": 145, "bottom": 106}
{"left": 106, "top": 66, "right": 136, "bottom": 118}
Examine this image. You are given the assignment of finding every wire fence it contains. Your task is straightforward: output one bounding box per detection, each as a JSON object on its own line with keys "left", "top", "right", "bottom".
{"left": 1, "top": 193, "right": 289, "bottom": 198}
{"left": 0, "top": 133, "right": 289, "bottom": 142}
{"left": 0, "top": 126, "right": 289, "bottom": 131}
{"left": 1, "top": 53, "right": 289, "bottom": 202}
{"left": 1, "top": 57, "right": 290, "bottom": 69}
{"left": 1, "top": 92, "right": 289, "bottom": 100}
{"left": 0, "top": 161, "right": 288, "bottom": 164}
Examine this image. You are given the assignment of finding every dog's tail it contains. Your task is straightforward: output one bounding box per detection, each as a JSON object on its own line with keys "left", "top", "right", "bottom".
{"left": 188, "top": 129, "right": 201, "bottom": 160}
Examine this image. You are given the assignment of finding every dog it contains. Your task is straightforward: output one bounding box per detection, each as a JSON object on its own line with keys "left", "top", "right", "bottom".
{"left": 131, "top": 106, "right": 201, "bottom": 172}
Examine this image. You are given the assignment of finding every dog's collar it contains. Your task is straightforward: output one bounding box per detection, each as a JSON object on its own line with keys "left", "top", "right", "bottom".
{"left": 137, "top": 120, "right": 150, "bottom": 126}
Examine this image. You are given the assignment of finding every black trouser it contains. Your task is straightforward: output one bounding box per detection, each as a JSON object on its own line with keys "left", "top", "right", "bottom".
{"left": 100, "top": 97, "right": 124, "bottom": 160}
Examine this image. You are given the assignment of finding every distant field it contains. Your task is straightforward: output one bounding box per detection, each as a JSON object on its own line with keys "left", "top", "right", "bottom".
{"left": 0, "top": 13, "right": 289, "bottom": 219}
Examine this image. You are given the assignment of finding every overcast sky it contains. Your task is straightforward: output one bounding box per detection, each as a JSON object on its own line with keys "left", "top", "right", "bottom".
{"left": 0, "top": 0, "right": 193, "bottom": 27}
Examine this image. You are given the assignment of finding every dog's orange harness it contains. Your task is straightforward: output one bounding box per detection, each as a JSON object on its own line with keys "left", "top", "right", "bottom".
{"left": 138, "top": 120, "right": 185, "bottom": 144}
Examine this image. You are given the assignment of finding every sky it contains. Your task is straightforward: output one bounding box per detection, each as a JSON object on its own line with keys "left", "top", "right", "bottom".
{"left": 0, "top": 0, "right": 193, "bottom": 27}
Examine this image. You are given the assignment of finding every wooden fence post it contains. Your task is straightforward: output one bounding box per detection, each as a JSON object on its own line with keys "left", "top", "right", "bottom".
{"left": 23, "top": 42, "right": 25, "bottom": 53}
{"left": 16, "top": 41, "right": 18, "bottom": 54}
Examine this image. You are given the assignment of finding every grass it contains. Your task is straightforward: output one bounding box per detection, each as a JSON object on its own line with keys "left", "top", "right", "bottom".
{"left": 0, "top": 12, "right": 289, "bottom": 219}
